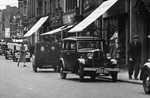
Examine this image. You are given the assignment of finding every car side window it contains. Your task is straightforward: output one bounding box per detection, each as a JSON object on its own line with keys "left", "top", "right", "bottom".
{"left": 70, "top": 42, "right": 76, "bottom": 50}
{"left": 65, "top": 42, "right": 69, "bottom": 49}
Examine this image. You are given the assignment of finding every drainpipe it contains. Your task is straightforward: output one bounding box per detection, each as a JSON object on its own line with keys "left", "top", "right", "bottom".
{"left": 126, "top": 0, "right": 131, "bottom": 66}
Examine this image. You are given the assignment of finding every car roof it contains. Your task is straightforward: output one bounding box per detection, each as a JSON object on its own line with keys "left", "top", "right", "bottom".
{"left": 63, "top": 36, "right": 102, "bottom": 41}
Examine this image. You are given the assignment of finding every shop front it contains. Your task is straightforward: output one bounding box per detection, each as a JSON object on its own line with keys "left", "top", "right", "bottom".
{"left": 42, "top": 11, "right": 63, "bottom": 42}
{"left": 102, "top": 0, "right": 128, "bottom": 67}
{"left": 135, "top": 0, "right": 150, "bottom": 64}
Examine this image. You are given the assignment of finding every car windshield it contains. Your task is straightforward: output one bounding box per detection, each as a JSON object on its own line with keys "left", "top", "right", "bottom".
{"left": 78, "top": 41, "right": 101, "bottom": 50}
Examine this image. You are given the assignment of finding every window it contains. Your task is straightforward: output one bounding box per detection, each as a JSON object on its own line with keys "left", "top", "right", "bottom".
{"left": 66, "top": 0, "right": 77, "bottom": 12}
{"left": 18, "top": 20, "right": 22, "bottom": 26}
{"left": 70, "top": 42, "right": 76, "bottom": 50}
{"left": 78, "top": 41, "right": 100, "bottom": 49}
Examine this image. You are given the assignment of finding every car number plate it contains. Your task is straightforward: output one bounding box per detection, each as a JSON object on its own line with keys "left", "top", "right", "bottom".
{"left": 43, "top": 65, "right": 53, "bottom": 67}
{"left": 103, "top": 69, "right": 109, "bottom": 74}
{"left": 96, "top": 68, "right": 109, "bottom": 74}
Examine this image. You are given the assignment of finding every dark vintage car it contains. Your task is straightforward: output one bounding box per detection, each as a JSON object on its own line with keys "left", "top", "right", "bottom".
{"left": 58, "top": 36, "right": 119, "bottom": 82}
{"left": 4, "top": 48, "right": 13, "bottom": 59}
{"left": 140, "top": 60, "right": 150, "bottom": 94}
{"left": 0, "top": 44, "right": 7, "bottom": 55}
{"left": 32, "top": 41, "right": 61, "bottom": 72}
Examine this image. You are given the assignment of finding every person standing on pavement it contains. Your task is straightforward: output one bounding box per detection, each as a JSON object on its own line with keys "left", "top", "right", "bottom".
{"left": 110, "top": 38, "right": 122, "bottom": 59}
{"left": 128, "top": 35, "right": 142, "bottom": 80}
{"left": 17, "top": 42, "right": 27, "bottom": 67}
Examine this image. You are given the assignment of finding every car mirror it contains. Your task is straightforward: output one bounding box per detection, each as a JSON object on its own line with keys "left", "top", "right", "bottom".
{"left": 148, "top": 59, "right": 150, "bottom": 62}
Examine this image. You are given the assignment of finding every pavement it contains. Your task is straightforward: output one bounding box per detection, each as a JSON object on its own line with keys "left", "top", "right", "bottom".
{"left": 117, "top": 68, "right": 142, "bottom": 84}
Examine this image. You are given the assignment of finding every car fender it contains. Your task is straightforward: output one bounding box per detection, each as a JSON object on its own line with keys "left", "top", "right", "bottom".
{"left": 111, "top": 59, "right": 117, "bottom": 64}
{"left": 143, "top": 62, "right": 150, "bottom": 69}
{"left": 140, "top": 62, "right": 150, "bottom": 80}
{"left": 59, "top": 58, "right": 65, "bottom": 68}
{"left": 31, "top": 54, "right": 35, "bottom": 64}
{"left": 77, "top": 58, "right": 86, "bottom": 65}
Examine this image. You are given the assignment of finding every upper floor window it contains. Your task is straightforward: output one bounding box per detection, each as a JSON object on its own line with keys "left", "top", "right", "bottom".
{"left": 18, "top": 20, "right": 23, "bottom": 26}
{"left": 66, "top": 0, "right": 77, "bottom": 12}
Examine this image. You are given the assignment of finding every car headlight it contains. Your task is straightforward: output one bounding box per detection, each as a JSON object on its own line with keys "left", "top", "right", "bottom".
{"left": 106, "top": 53, "right": 111, "bottom": 59}
{"left": 87, "top": 53, "right": 93, "bottom": 59}
{"left": 111, "top": 59, "right": 117, "bottom": 64}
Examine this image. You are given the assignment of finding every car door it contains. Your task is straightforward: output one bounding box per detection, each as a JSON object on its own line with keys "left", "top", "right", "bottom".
{"left": 62, "top": 40, "right": 80, "bottom": 71}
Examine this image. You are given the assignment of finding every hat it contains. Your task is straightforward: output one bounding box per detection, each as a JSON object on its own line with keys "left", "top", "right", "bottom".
{"left": 133, "top": 35, "right": 139, "bottom": 39}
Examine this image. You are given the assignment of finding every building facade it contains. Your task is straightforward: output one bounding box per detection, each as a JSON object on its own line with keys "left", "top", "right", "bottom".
{"left": 0, "top": 10, "right": 2, "bottom": 41}
{"left": 25, "top": 0, "right": 150, "bottom": 67}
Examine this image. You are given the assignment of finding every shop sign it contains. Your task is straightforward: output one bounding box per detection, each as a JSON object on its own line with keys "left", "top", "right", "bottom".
{"left": 62, "top": 13, "right": 75, "bottom": 25}
{"left": 50, "top": 13, "right": 62, "bottom": 27}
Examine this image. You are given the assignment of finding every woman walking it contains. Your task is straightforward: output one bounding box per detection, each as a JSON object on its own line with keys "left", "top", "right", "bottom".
{"left": 17, "top": 42, "right": 26, "bottom": 67}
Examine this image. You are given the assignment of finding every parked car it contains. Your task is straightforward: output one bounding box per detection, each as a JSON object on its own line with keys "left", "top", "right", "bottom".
{"left": 58, "top": 36, "right": 119, "bottom": 82}
{"left": 12, "top": 43, "right": 30, "bottom": 62}
{"left": 0, "top": 45, "right": 2, "bottom": 55}
{"left": 140, "top": 60, "right": 150, "bottom": 94}
{"left": 12, "top": 50, "right": 30, "bottom": 62}
{"left": 0, "top": 43, "right": 7, "bottom": 55}
{"left": 4, "top": 48, "right": 13, "bottom": 59}
{"left": 32, "top": 41, "right": 61, "bottom": 72}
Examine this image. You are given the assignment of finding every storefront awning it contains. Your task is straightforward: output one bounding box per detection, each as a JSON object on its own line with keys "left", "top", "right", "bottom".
{"left": 41, "top": 26, "right": 65, "bottom": 36}
{"left": 41, "top": 25, "right": 74, "bottom": 35}
{"left": 23, "top": 16, "right": 49, "bottom": 37}
{"left": 68, "top": 0, "right": 118, "bottom": 33}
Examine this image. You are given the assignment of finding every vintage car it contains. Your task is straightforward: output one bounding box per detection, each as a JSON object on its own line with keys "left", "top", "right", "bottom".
{"left": 140, "top": 60, "right": 150, "bottom": 94}
{"left": 32, "top": 41, "right": 61, "bottom": 72}
{"left": 12, "top": 50, "right": 30, "bottom": 62}
{"left": 12, "top": 43, "right": 30, "bottom": 62}
{"left": 0, "top": 43, "right": 7, "bottom": 55}
{"left": 58, "top": 36, "right": 119, "bottom": 82}
{"left": 4, "top": 48, "right": 13, "bottom": 59}
{"left": 0, "top": 45, "right": 3, "bottom": 55}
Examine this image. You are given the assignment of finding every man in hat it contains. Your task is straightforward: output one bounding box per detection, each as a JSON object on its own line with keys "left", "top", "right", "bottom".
{"left": 128, "top": 35, "right": 142, "bottom": 80}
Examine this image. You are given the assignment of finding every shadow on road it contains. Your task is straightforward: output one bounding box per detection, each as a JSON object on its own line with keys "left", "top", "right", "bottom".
{"left": 65, "top": 77, "right": 116, "bottom": 83}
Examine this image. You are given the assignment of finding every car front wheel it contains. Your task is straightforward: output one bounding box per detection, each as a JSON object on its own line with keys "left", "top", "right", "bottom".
{"left": 60, "top": 63, "right": 67, "bottom": 79}
{"left": 111, "top": 72, "right": 118, "bottom": 82}
{"left": 143, "top": 71, "right": 150, "bottom": 94}
{"left": 32, "top": 63, "right": 37, "bottom": 72}
{"left": 79, "top": 63, "right": 84, "bottom": 82}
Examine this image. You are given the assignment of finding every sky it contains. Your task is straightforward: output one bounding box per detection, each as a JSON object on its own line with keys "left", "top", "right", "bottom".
{"left": 0, "top": 0, "right": 18, "bottom": 10}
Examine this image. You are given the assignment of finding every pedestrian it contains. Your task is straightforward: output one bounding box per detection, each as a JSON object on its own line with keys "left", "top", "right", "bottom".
{"left": 110, "top": 38, "right": 122, "bottom": 59}
{"left": 128, "top": 35, "right": 142, "bottom": 80}
{"left": 17, "top": 42, "right": 27, "bottom": 67}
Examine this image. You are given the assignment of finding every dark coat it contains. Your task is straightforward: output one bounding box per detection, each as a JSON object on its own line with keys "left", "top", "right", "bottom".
{"left": 128, "top": 41, "right": 142, "bottom": 62}
{"left": 110, "top": 43, "right": 122, "bottom": 59}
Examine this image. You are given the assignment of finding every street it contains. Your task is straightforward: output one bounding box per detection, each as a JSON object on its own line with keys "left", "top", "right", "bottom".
{"left": 0, "top": 56, "right": 149, "bottom": 98}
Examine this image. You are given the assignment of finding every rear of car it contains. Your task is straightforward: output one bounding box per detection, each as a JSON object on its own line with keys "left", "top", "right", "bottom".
{"left": 32, "top": 41, "right": 61, "bottom": 72}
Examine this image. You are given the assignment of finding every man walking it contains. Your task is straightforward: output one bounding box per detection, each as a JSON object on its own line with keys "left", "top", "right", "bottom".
{"left": 128, "top": 35, "right": 142, "bottom": 80}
